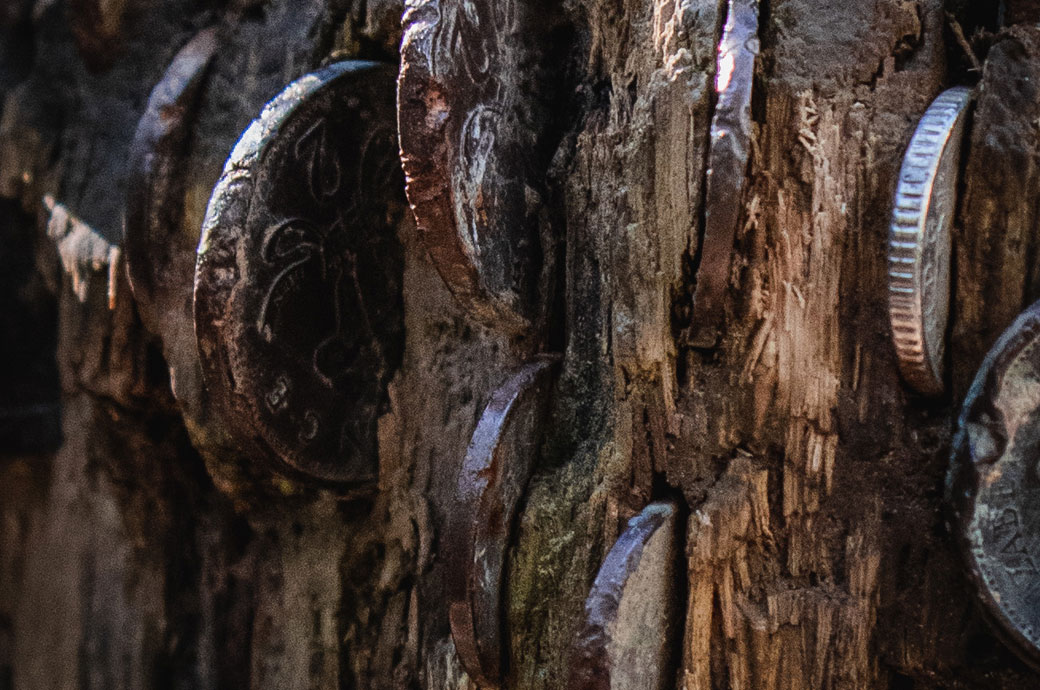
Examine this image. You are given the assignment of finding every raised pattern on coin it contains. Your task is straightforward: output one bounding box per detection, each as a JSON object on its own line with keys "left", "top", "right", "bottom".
{"left": 398, "top": 0, "right": 560, "bottom": 337}
{"left": 949, "top": 299, "right": 1040, "bottom": 668}
{"left": 888, "top": 87, "right": 972, "bottom": 395}
{"left": 447, "top": 355, "right": 558, "bottom": 687}
{"left": 688, "top": 0, "right": 758, "bottom": 348}
{"left": 124, "top": 27, "right": 218, "bottom": 336}
{"left": 568, "top": 502, "right": 680, "bottom": 690}
{"left": 194, "top": 61, "right": 404, "bottom": 485}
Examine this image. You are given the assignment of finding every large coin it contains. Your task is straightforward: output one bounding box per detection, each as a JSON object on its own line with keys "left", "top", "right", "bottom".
{"left": 888, "top": 87, "right": 972, "bottom": 395}
{"left": 949, "top": 299, "right": 1040, "bottom": 668}
{"left": 194, "top": 62, "right": 405, "bottom": 486}
{"left": 398, "top": 0, "right": 560, "bottom": 337}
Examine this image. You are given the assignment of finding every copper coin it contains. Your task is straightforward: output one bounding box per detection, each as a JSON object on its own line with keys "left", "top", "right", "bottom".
{"left": 689, "top": 0, "right": 758, "bottom": 348}
{"left": 194, "top": 61, "right": 404, "bottom": 485}
{"left": 398, "top": 0, "right": 558, "bottom": 337}
{"left": 447, "top": 355, "right": 559, "bottom": 687}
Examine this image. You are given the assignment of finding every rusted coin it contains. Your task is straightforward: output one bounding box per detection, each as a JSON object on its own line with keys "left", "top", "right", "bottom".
{"left": 689, "top": 0, "right": 758, "bottom": 348}
{"left": 949, "top": 299, "right": 1040, "bottom": 668}
{"left": 889, "top": 87, "right": 972, "bottom": 395}
{"left": 447, "top": 355, "right": 559, "bottom": 687}
{"left": 124, "top": 27, "right": 218, "bottom": 336}
{"left": 569, "top": 502, "right": 680, "bottom": 690}
{"left": 194, "top": 61, "right": 405, "bottom": 486}
{"left": 398, "top": 0, "right": 559, "bottom": 337}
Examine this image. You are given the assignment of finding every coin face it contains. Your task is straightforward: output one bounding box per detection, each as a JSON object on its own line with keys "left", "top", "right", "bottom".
{"left": 398, "top": 0, "right": 559, "bottom": 337}
{"left": 888, "top": 87, "right": 973, "bottom": 395}
{"left": 194, "top": 61, "right": 404, "bottom": 485}
{"left": 950, "top": 300, "right": 1040, "bottom": 668}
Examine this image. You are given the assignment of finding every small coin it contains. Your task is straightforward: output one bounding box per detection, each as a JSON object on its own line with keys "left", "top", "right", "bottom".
{"left": 194, "top": 61, "right": 405, "bottom": 486}
{"left": 888, "top": 87, "right": 973, "bottom": 395}
{"left": 949, "top": 300, "right": 1040, "bottom": 668}
{"left": 447, "top": 355, "right": 558, "bottom": 686}
{"left": 569, "top": 502, "right": 680, "bottom": 690}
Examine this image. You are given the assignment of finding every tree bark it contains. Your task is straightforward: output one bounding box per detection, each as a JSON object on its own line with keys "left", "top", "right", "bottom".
{"left": 1, "top": 1, "right": 1037, "bottom": 689}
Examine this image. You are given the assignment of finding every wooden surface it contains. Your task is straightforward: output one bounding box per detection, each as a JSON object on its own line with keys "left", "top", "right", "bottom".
{"left": 0, "top": 1, "right": 1038, "bottom": 689}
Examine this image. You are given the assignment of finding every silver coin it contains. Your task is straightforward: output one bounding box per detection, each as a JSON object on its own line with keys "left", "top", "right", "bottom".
{"left": 950, "top": 300, "right": 1040, "bottom": 668}
{"left": 888, "top": 87, "right": 973, "bottom": 395}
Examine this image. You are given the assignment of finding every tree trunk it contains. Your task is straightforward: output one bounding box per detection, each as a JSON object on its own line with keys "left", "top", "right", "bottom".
{"left": 0, "top": 0, "right": 1036, "bottom": 689}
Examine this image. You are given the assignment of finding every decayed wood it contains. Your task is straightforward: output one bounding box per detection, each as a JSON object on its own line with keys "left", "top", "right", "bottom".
{"left": 569, "top": 501, "right": 680, "bottom": 690}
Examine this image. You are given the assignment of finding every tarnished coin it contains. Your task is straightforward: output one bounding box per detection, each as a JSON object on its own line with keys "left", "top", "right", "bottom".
{"left": 889, "top": 87, "right": 973, "bottom": 395}
{"left": 398, "top": 0, "right": 560, "bottom": 337}
{"left": 447, "top": 355, "right": 559, "bottom": 687}
{"left": 949, "top": 299, "right": 1040, "bottom": 668}
{"left": 124, "top": 27, "right": 218, "bottom": 336}
{"left": 569, "top": 502, "right": 680, "bottom": 690}
{"left": 194, "top": 62, "right": 405, "bottom": 486}
{"left": 689, "top": 0, "right": 758, "bottom": 348}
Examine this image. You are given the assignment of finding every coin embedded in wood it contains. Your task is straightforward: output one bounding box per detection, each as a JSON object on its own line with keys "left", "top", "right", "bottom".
{"left": 124, "top": 27, "right": 218, "bottom": 335}
{"left": 569, "top": 502, "right": 680, "bottom": 690}
{"left": 888, "top": 87, "right": 972, "bottom": 395}
{"left": 689, "top": 0, "right": 758, "bottom": 348}
{"left": 447, "top": 355, "right": 559, "bottom": 687}
{"left": 398, "top": 0, "right": 559, "bottom": 337}
{"left": 949, "top": 300, "right": 1040, "bottom": 668}
{"left": 194, "top": 61, "right": 405, "bottom": 486}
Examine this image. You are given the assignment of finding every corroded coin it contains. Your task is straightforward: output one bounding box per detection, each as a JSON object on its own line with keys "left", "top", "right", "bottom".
{"left": 889, "top": 87, "right": 972, "bottom": 395}
{"left": 569, "top": 502, "right": 680, "bottom": 690}
{"left": 949, "top": 299, "right": 1040, "bottom": 668}
{"left": 689, "top": 0, "right": 758, "bottom": 348}
{"left": 125, "top": 27, "right": 218, "bottom": 336}
{"left": 398, "top": 0, "right": 560, "bottom": 337}
{"left": 447, "top": 355, "right": 558, "bottom": 687}
{"left": 194, "top": 62, "right": 404, "bottom": 486}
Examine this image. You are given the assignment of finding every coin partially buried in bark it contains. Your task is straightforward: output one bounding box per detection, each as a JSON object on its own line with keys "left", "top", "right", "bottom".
{"left": 949, "top": 299, "right": 1040, "bottom": 668}
{"left": 689, "top": 0, "right": 758, "bottom": 348}
{"left": 398, "top": 0, "right": 561, "bottom": 337}
{"left": 569, "top": 502, "right": 680, "bottom": 690}
{"left": 448, "top": 355, "right": 559, "bottom": 687}
{"left": 125, "top": 27, "right": 217, "bottom": 336}
{"left": 889, "top": 87, "right": 973, "bottom": 395}
{"left": 194, "top": 62, "right": 405, "bottom": 486}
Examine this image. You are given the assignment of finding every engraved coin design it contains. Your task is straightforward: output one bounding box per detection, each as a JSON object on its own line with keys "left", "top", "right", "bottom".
{"left": 194, "top": 62, "right": 404, "bottom": 485}
{"left": 949, "top": 299, "right": 1040, "bottom": 668}
{"left": 398, "top": 0, "right": 559, "bottom": 337}
{"left": 889, "top": 87, "right": 972, "bottom": 395}
{"left": 447, "top": 355, "right": 559, "bottom": 687}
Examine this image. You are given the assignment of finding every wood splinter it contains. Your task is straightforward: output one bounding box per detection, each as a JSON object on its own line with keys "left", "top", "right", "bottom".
{"left": 447, "top": 355, "right": 559, "bottom": 687}
{"left": 569, "top": 502, "right": 680, "bottom": 690}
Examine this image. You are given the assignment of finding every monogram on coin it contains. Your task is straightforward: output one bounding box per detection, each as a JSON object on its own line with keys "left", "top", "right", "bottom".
{"left": 194, "top": 62, "right": 405, "bottom": 486}
{"left": 888, "top": 87, "right": 972, "bottom": 395}
{"left": 949, "top": 300, "right": 1040, "bottom": 668}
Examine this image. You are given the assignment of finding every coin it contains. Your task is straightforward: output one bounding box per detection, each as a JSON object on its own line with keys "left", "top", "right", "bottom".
{"left": 125, "top": 27, "right": 218, "bottom": 336}
{"left": 398, "top": 0, "right": 559, "bottom": 337}
{"left": 569, "top": 502, "right": 680, "bottom": 690}
{"left": 194, "top": 61, "right": 405, "bottom": 486}
{"left": 689, "top": 0, "right": 758, "bottom": 348}
{"left": 888, "top": 87, "right": 972, "bottom": 395}
{"left": 447, "top": 355, "right": 558, "bottom": 686}
{"left": 949, "top": 299, "right": 1040, "bottom": 668}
